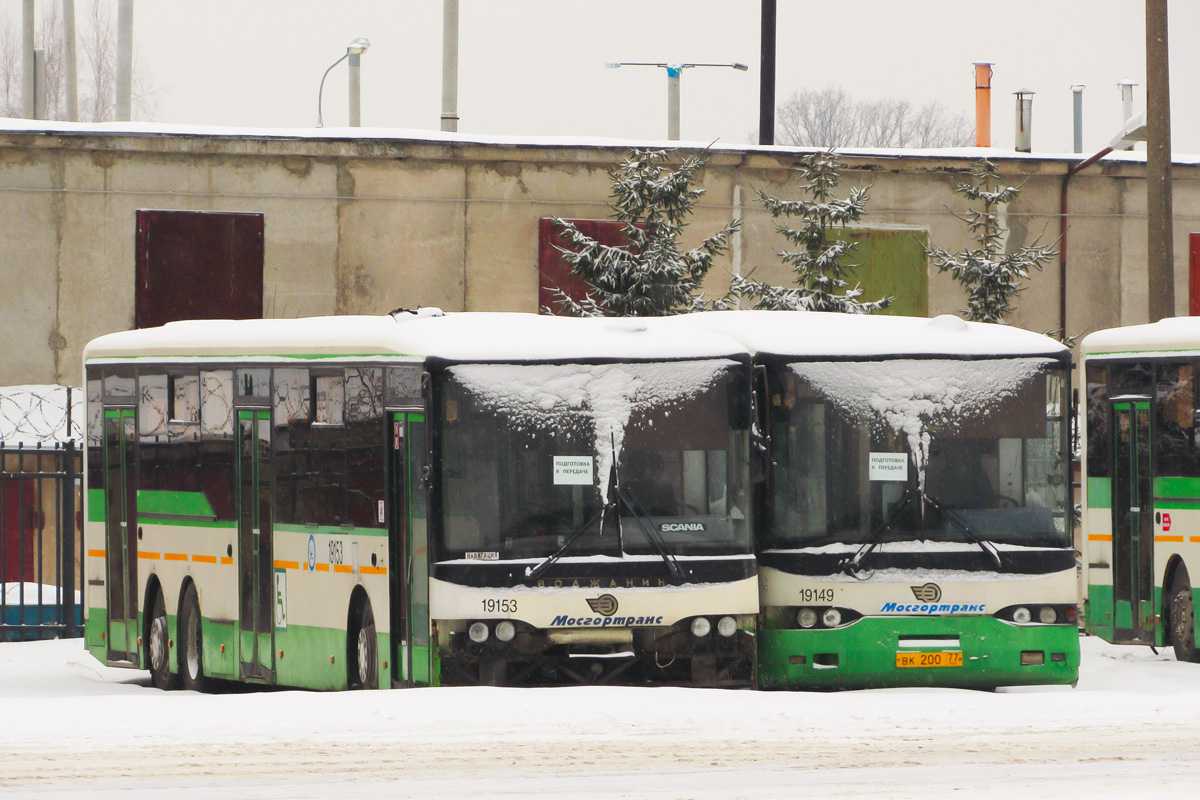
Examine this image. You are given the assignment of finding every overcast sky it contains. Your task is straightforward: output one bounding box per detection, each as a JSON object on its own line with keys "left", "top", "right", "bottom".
{"left": 12, "top": 1, "right": 1200, "bottom": 154}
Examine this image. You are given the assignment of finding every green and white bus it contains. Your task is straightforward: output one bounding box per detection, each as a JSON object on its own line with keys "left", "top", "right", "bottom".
{"left": 1080, "top": 318, "right": 1200, "bottom": 662}
{"left": 675, "top": 310, "right": 1080, "bottom": 689}
{"left": 82, "top": 311, "right": 759, "bottom": 690}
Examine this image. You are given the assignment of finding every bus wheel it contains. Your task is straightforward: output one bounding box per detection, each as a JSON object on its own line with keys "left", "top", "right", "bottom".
{"left": 350, "top": 599, "right": 378, "bottom": 689}
{"left": 1169, "top": 572, "right": 1200, "bottom": 663}
{"left": 147, "top": 590, "right": 175, "bottom": 690}
{"left": 179, "top": 584, "right": 207, "bottom": 692}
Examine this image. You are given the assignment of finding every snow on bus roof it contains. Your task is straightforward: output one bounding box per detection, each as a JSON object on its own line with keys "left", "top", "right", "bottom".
{"left": 82, "top": 311, "right": 747, "bottom": 364}
{"left": 1081, "top": 316, "right": 1200, "bottom": 358}
{"left": 666, "top": 310, "right": 1069, "bottom": 359}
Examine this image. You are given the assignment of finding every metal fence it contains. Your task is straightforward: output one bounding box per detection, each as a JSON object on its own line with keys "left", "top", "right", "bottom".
{"left": 0, "top": 442, "right": 81, "bottom": 641}
{"left": 0, "top": 385, "right": 83, "bottom": 642}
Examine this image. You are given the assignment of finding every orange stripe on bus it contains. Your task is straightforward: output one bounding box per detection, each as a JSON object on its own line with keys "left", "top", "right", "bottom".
{"left": 1192, "top": 536, "right": 1200, "bottom": 544}
{"left": 220, "top": 557, "right": 233, "bottom": 565}
{"left": 138, "top": 552, "right": 161, "bottom": 560}
{"left": 164, "top": 553, "right": 188, "bottom": 562}
{"left": 274, "top": 560, "right": 300, "bottom": 570}
{"left": 88, "top": 549, "right": 106, "bottom": 558}
{"left": 333, "top": 565, "right": 353, "bottom": 574}
{"left": 315, "top": 563, "right": 329, "bottom": 572}
{"left": 1088, "top": 534, "right": 1113, "bottom": 541}
{"left": 192, "top": 554, "right": 217, "bottom": 564}
{"left": 360, "top": 566, "right": 388, "bottom": 576}
{"left": 1155, "top": 536, "right": 1184, "bottom": 543}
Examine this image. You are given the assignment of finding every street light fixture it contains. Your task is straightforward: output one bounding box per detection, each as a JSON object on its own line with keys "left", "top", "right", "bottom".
{"left": 606, "top": 61, "right": 749, "bottom": 140}
{"left": 318, "top": 37, "right": 371, "bottom": 128}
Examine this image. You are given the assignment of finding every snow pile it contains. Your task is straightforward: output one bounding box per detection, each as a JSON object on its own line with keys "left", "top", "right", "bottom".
{"left": 0, "top": 385, "right": 83, "bottom": 446}
{"left": 450, "top": 359, "right": 733, "bottom": 499}
{"left": 792, "top": 358, "right": 1049, "bottom": 488}
{"left": 2, "top": 582, "right": 81, "bottom": 604}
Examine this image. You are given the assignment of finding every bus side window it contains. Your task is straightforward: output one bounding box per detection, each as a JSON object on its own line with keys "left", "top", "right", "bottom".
{"left": 1156, "top": 362, "right": 1197, "bottom": 477}
{"left": 1085, "top": 365, "right": 1109, "bottom": 479}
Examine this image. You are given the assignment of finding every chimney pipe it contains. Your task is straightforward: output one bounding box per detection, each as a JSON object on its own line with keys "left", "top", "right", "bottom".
{"left": 1014, "top": 88, "right": 1034, "bottom": 153}
{"left": 1117, "top": 78, "right": 1138, "bottom": 151}
{"left": 1071, "top": 84, "right": 1085, "bottom": 153}
{"left": 974, "top": 62, "right": 993, "bottom": 147}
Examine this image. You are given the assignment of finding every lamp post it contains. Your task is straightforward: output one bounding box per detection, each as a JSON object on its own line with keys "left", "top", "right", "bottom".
{"left": 606, "top": 61, "right": 748, "bottom": 140}
{"left": 318, "top": 37, "right": 371, "bottom": 127}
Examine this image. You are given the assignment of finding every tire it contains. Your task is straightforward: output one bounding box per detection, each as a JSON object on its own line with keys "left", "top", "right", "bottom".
{"left": 349, "top": 598, "right": 378, "bottom": 690}
{"left": 147, "top": 590, "right": 175, "bottom": 690}
{"left": 1169, "top": 571, "right": 1200, "bottom": 663}
{"left": 179, "top": 584, "right": 207, "bottom": 692}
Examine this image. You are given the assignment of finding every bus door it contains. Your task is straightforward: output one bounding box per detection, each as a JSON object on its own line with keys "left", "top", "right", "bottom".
{"left": 237, "top": 409, "right": 274, "bottom": 681}
{"left": 103, "top": 407, "right": 138, "bottom": 664}
{"left": 389, "top": 411, "right": 431, "bottom": 686}
{"left": 1111, "top": 399, "right": 1156, "bottom": 641}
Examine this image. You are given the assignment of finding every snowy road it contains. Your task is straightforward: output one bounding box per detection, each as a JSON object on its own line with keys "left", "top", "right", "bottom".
{"left": 2, "top": 636, "right": 1199, "bottom": 799}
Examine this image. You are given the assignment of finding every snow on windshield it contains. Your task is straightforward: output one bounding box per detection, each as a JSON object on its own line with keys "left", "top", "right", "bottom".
{"left": 449, "top": 359, "right": 733, "bottom": 500}
{"left": 791, "top": 358, "right": 1050, "bottom": 489}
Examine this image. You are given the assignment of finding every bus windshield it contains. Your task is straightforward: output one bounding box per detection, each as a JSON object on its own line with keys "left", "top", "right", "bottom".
{"left": 764, "top": 357, "right": 1070, "bottom": 550}
{"left": 436, "top": 360, "right": 752, "bottom": 561}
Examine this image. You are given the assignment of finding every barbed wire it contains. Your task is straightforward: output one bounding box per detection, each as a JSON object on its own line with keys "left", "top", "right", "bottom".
{"left": 0, "top": 386, "right": 82, "bottom": 447}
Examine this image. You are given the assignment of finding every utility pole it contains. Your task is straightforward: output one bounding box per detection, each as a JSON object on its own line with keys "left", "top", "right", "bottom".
{"left": 1146, "top": 0, "right": 1174, "bottom": 321}
{"left": 115, "top": 0, "right": 133, "bottom": 121}
{"left": 21, "top": 0, "right": 34, "bottom": 119}
{"left": 441, "top": 0, "right": 460, "bottom": 132}
{"left": 63, "top": 0, "right": 79, "bottom": 121}
{"left": 758, "top": 0, "right": 776, "bottom": 145}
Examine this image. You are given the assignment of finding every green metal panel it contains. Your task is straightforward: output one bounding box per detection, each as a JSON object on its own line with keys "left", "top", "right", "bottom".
{"left": 758, "top": 615, "right": 1079, "bottom": 689}
{"left": 1087, "top": 477, "right": 1112, "bottom": 509}
{"left": 829, "top": 228, "right": 930, "bottom": 317}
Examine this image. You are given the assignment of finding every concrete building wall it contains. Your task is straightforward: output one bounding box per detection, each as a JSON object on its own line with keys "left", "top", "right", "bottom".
{"left": 2, "top": 127, "right": 1199, "bottom": 387}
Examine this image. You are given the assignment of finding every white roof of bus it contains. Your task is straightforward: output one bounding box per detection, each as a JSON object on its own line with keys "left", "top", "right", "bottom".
{"left": 82, "top": 311, "right": 748, "bottom": 363}
{"left": 666, "top": 310, "right": 1069, "bottom": 359}
{"left": 1080, "top": 317, "right": 1200, "bottom": 358}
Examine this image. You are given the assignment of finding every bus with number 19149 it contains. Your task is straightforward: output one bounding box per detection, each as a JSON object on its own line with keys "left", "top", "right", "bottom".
{"left": 673, "top": 310, "right": 1081, "bottom": 689}
{"left": 82, "top": 310, "right": 759, "bottom": 690}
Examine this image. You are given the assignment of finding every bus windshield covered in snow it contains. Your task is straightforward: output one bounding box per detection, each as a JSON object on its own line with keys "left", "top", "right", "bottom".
{"left": 671, "top": 311, "right": 1079, "bottom": 690}
{"left": 436, "top": 360, "right": 752, "bottom": 562}
{"left": 764, "top": 356, "right": 1069, "bottom": 552}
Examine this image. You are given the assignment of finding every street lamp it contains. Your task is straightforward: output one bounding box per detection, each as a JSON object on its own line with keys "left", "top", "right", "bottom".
{"left": 318, "top": 37, "right": 371, "bottom": 127}
{"left": 606, "top": 61, "right": 748, "bottom": 140}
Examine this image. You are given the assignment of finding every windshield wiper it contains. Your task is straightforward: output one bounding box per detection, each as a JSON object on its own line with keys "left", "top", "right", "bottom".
{"left": 523, "top": 503, "right": 608, "bottom": 584}
{"left": 922, "top": 493, "right": 1003, "bottom": 569}
{"left": 617, "top": 485, "right": 686, "bottom": 585}
{"left": 840, "top": 487, "right": 917, "bottom": 574}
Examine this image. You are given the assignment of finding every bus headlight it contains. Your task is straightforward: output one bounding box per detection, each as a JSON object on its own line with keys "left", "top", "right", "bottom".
{"left": 822, "top": 608, "right": 842, "bottom": 628}
{"left": 495, "top": 620, "right": 516, "bottom": 642}
{"left": 797, "top": 608, "right": 818, "bottom": 628}
{"left": 1038, "top": 606, "right": 1058, "bottom": 624}
{"left": 717, "top": 616, "right": 738, "bottom": 637}
{"left": 691, "top": 617, "right": 712, "bottom": 638}
{"left": 468, "top": 621, "right": 489, "bottom": 643}
{"left": 1012, "top": 607, "right": 1032, "bottom": 625}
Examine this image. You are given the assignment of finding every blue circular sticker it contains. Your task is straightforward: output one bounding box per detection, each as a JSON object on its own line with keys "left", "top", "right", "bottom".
{"left": 307, "top": 534, "right": 317, "bottom": 572}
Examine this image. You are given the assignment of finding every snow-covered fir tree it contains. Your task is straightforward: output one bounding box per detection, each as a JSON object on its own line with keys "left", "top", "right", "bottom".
{"left": 926, "top": 159, "right": 1057, "bottom": 324}
{"left": 546, "top": 148, "right": 739, "bottom": 317}
{"left": 731, "top": 150, "right": 892, "bottom": 314}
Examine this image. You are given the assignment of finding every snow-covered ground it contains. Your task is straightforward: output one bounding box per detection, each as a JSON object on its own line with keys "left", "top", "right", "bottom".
{"left": 1, "top": 635, "right": 1198, "bottom": 799}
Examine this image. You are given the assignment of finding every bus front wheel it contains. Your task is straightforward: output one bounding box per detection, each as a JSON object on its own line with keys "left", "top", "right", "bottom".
{"left": 1169, "top": 571, "right": 1200, "bottom": 663}
{"left": 349, "top": 598, "right": 378, "bottom": 690}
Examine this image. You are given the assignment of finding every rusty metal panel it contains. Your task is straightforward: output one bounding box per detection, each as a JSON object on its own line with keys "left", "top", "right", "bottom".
{"left": 537, "top": 218, "right": 629, "bottom": 315}
{"left": 135, "top": 210, "right": 265, "bottom": 329}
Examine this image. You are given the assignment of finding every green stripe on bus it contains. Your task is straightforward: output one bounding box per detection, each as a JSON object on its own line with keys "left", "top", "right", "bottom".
{"left": 87, "top": 489, "right": 106, "bottom": 522}
{"left": 137, "top": 490, "right": 217, "bottom": 518}
{"left": 1087, "top": 477, "right": 1111, "bottom": 509}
